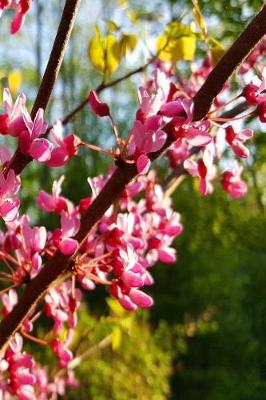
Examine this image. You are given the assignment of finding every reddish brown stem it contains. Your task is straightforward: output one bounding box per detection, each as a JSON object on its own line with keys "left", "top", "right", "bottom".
{"left": 0, "top": 5, "right": 265, "bottom": 355}
{"left": 6, "top": 0, "right": 81, "bottom": 175}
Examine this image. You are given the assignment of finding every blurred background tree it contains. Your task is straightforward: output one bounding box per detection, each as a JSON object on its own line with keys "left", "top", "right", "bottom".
{"left": 0, "top": 0, "right": 265, "bottom": 398}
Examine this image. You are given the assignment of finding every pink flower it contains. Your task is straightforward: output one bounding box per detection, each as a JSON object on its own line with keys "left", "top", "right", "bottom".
{"left": 18, "top": 215, "right": 47, "bottom": 277}
{"left": 36, "top": 176, "right": 73, "bottom": 214}
{"left": 111, "top": 282, "right": 153, "bottom": 310}
{"left": 0, "top": 88, "right": 27, "bottom": 136}
{"left": 128, "top": 117, "right": 167, "bottom": 174}
{"left": 225, "top": 125, "right": 253, "bottom": 158}
{"left": 1, "top": 288, "right": 18, "bottom": 317}
{"left": 167, "top": 138, "right": 190, "bottom": 168}
{"left": 128, "top": 288, "right": 154, "bottom": 308}
{"left": 89, "top": 90, "right": 110, "bottom": 117}
{"left": 19, "top": 108, "right": 51, "bottom": 162}
{"left": 55, "top": 211, "right": 80, "bottom": 255}
{"left": 10, "top": 0, "right": 32, "bottom": 34}
{"left": 46, "top": 121, "right": 80, "bottom": 167}
{"left": 222, "top": 162, "right": 247, "bottom": 199}
{"left": 52, "top": 339, "right": 73, "bottom": 368}
{"left": 0, "top": 169, "right": 20, "bottom": 222}
{"left": 242, "top": 68, "right": 266, "bottom": 105}
{"left": 45, "top": 281, "right": 82, "bottom": 332}
{"left": 161, "top": 98, "right": 212, "bottom": 146}
{"left": 184, "top": 158, "right": 214, "bottom": 196}
{"left": 160, "top": 98, "right": 192, "bottom": 121}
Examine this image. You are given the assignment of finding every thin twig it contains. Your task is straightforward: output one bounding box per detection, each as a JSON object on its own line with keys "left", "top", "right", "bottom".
{"left": 6, "top": 0, "right": 81, "bottom": 176}
{"left": 62, "top": 61, "right": 152, "bottom": 125}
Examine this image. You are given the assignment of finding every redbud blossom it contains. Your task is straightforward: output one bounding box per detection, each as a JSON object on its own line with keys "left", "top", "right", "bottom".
{"left": 89, "top": 90, "right": 110, "bottom": 117}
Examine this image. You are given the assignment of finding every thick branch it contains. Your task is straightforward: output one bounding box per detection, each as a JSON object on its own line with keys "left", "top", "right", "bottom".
{"left": 0, "top": 5, "right": 265, "bottom": 355}
{"left": 193, "top": 4, "right": 266, "bottom": 121}
{"left": 6, "top": 0, "right": 81, "bottom": 175}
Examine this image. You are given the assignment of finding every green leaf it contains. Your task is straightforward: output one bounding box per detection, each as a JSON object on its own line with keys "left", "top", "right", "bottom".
{"left": 156, "top": 22, "right": 196, "bottom": 63}
{"left": 107, "top": 298, "right": 126, "bottom": 317}
{"left": 210, "top": 38, "right": 226, "bottom": 66}
{"left": 118, "top": 33, "right": 137, "bottom": 57}
{"left": 88, "top": 29, "right": 121, "bottom": 75}
{"left": 112, "top": 326, "right": 122, "bottom": 350}
{"left": 104, "top": 19, "right": 120, "bottom": 33}
{"left": 8, "top": 70, "right": 22, "bottom": 94}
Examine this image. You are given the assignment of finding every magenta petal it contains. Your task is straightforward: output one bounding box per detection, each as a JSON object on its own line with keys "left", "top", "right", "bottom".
{"left": 121, "top": 271, "right": 144, "bottom": 288}
{"left": 118, "top": 295, "right": 138, "bottom": 311}
{"left": 17, "top": 386, "right": 36, "bottom": 400}
{"left": 89, "top": 90, "right": 110, "bottom": 117}
{"left": 10, "top": 12, "right": 25, "bottom": 35}
{"left": 131, "top": 120, "right": 145, "bottom": 149}
{"left": 137, "top": 154, "right": 150, "bottom": 174}
{"left": 47, "top": 147, "right": 68, "bottom": 167}
{"left": 160, "top": 100, "right": 184, "bottom": 117}
{"left": 144, "top": 115, "right": 162, "bottom": 131}
{"left": 150, "top": 130, "right": 167, "bottom": 152}
{"left": 238, "top": 129, "right": 253, "bottom": 141}
{"left": 158, "top": 247, "right": 176, "bottom": 263}
{"left": 29, "top": 138, "right": 52, "bottom": 162}
{"left": 143, "top": 271, "right": 154, "bottom": 286}
{"left": 129, "top": 289, "right": 154, "bottom": 308}
{"left": 183, "top": 159, "right": 199, "bottom": 177}
{"left": 16, "top": 369, "right": 36, "bottom": 385}
{"left": 232, "top": 141, "right": 249, "bottom": 158}
{"left": 0, "top": 199, "right": 20, "bottom": 222}
{"left": 185, "top": 129, "right": 212, "bottom": 146}
{"left": 228, "top": 182, "right": 247, "bottom": 199}
{"left": 199, "top": 177, "right": 208, "bottom": 196}
{"left": 59, "top": 238, "right": 78, "bottom": 255}
{"left": 36, "top": 191, "right": 55, "bottom": 212}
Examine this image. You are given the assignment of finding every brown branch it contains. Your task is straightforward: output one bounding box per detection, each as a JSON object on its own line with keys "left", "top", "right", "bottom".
{"left": 0, "top": 5, "right": 265, "bottom": 355}
{"left": 6, "top": 0, "right": 81, "bottom": 176}
{"left": 193, "top": 4, "right": 266, "bottom": 121}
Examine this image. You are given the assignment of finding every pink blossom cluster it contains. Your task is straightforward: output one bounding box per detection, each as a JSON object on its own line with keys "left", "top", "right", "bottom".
{"left": 89, "top": 61, "right": 266, "bottom": 201}
{"left": 0, "top": 288, "right": 78, "bottom": 399}
{"left": 0, "top": 89, "right": 80, "bottom": 168}
{"left": 0, "top": 167, "right": 183, "bottom": 398}
{"left": 36, "top": 170, "right": 182, "bottom": 309}
{"left": 125, "top": 61, "right": 265, "bottom": 199}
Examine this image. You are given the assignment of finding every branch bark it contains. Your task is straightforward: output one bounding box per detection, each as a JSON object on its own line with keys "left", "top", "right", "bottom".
{"left": 0, "top": 4, "right": 265, "bottom": 355}
{"left": 6, "top": 0, "right": 81, "bottom": 175}
{"left": 193, "top": 4, "right": 266, "bottom": 121}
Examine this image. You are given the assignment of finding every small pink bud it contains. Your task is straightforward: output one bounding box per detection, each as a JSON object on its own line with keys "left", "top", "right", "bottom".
{"left": 129, "top": 289, "right": 154, "bottom": 308}
{"left": 242, "top": 83, "right": 259, "bottom": 104}
{"left": 59, "top": 238, "right": 78, "bottom": 255}
{"left": 89, "top": 90, "right": 110, "bottom": 117}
